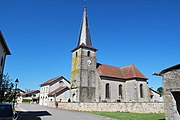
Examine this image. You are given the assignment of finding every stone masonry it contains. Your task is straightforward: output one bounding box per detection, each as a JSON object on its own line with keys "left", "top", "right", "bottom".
{"left": 48, "top": 102, "right": 164, "bottom": 113}
{"left": 155, "top": 64, "right": 180, "bottom": 120}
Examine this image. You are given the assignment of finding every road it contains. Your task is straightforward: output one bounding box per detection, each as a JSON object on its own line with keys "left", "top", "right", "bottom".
{"left": 16, "top": 103, "right": 114, "bottom": 120}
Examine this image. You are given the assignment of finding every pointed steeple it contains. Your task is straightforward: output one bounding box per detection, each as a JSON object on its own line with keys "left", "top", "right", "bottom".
{"left": 78, "top": 4, "right": 92, "bottom": 47}
{"left": 72, "top": 3, "right": 97, "bottom": 52}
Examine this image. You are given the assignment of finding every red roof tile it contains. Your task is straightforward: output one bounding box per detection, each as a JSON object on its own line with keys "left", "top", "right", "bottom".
{"left": 21, "top": 90, "right": 39, "bottom": 96}
{"left": 97, "top": 64, "right": 124, "bottom": 79}
{"left": 97, "top": 64, "right": 147, "bottom": 80}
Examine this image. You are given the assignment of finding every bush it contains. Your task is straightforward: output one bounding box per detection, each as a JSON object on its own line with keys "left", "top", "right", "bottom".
{"left": 22, "top": 99, "right": 31, "bottom": 103}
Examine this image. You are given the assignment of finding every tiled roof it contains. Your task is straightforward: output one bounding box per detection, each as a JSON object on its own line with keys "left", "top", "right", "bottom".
{"left": 40, "top": 76, "right": 68, "bottom": 86}
{"left": 97, "top": 64, "right": 147, "bottom": 80}
{"left": 21, "top": 90, "right": 39, "bottom": 96}
{"left": 48, "top": 86, "right": 67, "bottom": 96}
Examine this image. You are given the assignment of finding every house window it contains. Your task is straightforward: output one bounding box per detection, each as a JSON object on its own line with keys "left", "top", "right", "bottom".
{"left": 119, "top": 84, "right": 123, "bottom": 99}
{"left": 59, "top": 81, "right": 64, "bottom": 87}
{"left": 87, "top": 51, "right": 90, "bottom": 57}
{"left": 140, "top": 84, "right": 143, "bottom": 98}
{"left": 105, "top": 83, "right": 110, "bottom": 99}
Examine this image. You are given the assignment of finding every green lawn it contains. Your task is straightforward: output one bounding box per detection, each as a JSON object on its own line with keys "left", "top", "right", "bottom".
{"left": 90, "top": 112, "right": 165, "bottom": 120}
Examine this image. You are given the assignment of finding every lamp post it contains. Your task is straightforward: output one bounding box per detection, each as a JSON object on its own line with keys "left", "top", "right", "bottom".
{"left": 13, "top": 79, "right": 19, "bottom": 109}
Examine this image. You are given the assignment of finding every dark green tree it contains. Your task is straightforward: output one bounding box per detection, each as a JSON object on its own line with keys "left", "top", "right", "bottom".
{"left": 157, "top": 87, "right": 163, "bottom": 97}
{"left": 0, "top": 73, "right": 14, "bottom": 103}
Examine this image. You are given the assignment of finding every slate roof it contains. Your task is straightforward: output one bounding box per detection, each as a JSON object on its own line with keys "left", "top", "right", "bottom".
{"left": 154, "top": 64, "right": 180, "bottom": 76}
{"left": 149, "top": 88, "right": 161, "bottom": 96}
{"left": 40, "top": 76, "right": 69, "bottom": 87}
{"left": 97, "top": 64, "right": 147, "bottom": 80}
{"left": 48, "top": 86, "right": 68, "bottom": 96}
{"left": 72, "top": 4, "right": 97, "bottom": 52}
{"left": 0, "top": 31, "right": 11, "bottom": 55}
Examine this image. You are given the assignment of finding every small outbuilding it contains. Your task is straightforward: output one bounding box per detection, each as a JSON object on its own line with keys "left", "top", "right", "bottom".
{"left": 154, "top": 64, "right": 180, "bottom": 120}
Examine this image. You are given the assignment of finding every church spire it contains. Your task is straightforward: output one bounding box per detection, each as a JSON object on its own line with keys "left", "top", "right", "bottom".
{"left": 77, "top": 3, "right": 93, "bottom": 48}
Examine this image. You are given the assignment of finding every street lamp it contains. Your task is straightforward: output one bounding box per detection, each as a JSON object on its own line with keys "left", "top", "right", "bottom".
{"left": 13, "top": 79, "right": 19, "bottom": 109}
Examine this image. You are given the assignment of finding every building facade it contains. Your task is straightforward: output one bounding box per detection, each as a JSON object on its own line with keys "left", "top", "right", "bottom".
{"left": 70, "top": 5, "right": 150, "bottom": 103}
{"left": 19, "top": 90, "right": 40, "bottom": 103}
{"left": 39, "top": 76, "right": 70, "bottom": 106}
{"left": 149, "top": 88, "right": 163, "bottom": 102}
{"left": 0, "top": 31, "right": 11, "bottom": 85}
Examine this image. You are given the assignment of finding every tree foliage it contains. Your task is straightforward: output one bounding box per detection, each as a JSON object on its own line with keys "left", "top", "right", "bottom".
{"left": 0, "top": 73, "right": 14, "bottom": 103}
{"left": 157, "top": 87, "right": 163, "bottom": 97}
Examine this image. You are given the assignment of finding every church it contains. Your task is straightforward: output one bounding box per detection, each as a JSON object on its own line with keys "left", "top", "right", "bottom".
{"left": 69, "top": 4, "right": 149, "bottom": 103}
{"left": 39, "top": 4, "right": 150, "bottom": 104}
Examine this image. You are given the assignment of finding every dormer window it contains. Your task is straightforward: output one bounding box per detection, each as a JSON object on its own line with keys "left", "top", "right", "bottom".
{"left": 59, "top": 81, "right": 64, "bottom": 87}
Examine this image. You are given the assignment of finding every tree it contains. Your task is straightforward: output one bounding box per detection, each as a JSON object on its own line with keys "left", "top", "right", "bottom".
{"left": 157, "top": 87, "right": 163, "bottom": 97}
{"left": 0, "top": 73, "right": 14, "bottom": 103}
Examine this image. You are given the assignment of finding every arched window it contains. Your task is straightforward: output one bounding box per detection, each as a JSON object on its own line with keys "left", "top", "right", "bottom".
{"left": 87, "top": 51, "right": 90, "bottom": 57}
{"left": 119, "top": 84, "right": 123, "bottom": 99}
{"left": 140, "top": 84, "right": 143, "bottom": 98}
{"left": 75, "top": 52, "right": 78, "bottom": 57}
{"left": 105, "top": 83, "right": 110, "bottom": 99}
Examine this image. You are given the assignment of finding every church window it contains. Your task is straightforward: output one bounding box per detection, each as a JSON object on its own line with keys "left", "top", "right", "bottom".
{"left": 87, "top": 51, "right": 90, "bottom": 57}
{"left": 76, "top": 52, "right": 78, "bottom": 57}
{"left": 119, "top": 84, "right": 123, "bottom": 99}
{"left": 105, "top": 83, "right": 110, "bottom": 99}
{"left": 140, "top": 84, "right": 143, "bottom": 98}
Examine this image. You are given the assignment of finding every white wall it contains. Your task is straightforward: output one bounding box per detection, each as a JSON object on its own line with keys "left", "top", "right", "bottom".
{"left": 151, "top": 90, "right": 163, "bottom": 102}
{"left": 39, "top": 85, "right": 50, "bottom": 106}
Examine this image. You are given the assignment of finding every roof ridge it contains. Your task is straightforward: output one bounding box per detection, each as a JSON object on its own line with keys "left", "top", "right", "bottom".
{"left": 40, "top": 76, "right": 64, "bottom": 86}
{"left": 48, "top": 86, "right": 67, "bottom": 96}
{"left": 97, "top": 63, "right": 147, "bottom": 80}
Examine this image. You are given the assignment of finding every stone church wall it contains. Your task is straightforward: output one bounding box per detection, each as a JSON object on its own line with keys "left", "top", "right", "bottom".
{"left": 48, "top": 102, "right": 164, "bottom": 113}
{"left": 100, "top": 78, "right": 125, "bottom": 102}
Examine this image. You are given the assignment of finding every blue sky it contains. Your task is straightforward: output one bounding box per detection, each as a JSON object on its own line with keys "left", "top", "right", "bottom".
{"left": 0, "top": 0, "right": 179, "bottom": 91}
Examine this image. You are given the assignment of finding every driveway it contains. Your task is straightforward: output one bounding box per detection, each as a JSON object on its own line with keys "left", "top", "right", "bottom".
{"left": 16, "top": 103, "right": 114, "bottom": 120}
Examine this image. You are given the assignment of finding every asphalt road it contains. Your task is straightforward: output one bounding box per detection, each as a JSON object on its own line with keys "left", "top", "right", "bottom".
{"left": 16, "top": 103, "right": 114, "bottom": 120}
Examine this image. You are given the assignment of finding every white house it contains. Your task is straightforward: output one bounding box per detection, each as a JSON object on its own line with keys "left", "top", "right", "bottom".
{"left": 19, "top": 90, "right": 40, "bottom": 103}
{"left": 39, "top": 76, "right": 70, "bottom": 106}
{"left": 0, "top": 31, "right": 11, "bottom": 85}
{"left": 149, "top": 88, "right": 163, "bottom": 102}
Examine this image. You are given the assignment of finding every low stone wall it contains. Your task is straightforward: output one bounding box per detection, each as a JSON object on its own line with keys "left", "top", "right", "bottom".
{"left": 48, "top": 102, "right": 164, "bottom": 113}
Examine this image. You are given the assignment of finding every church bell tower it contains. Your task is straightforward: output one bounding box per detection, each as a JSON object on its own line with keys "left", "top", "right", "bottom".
{"left": 70, "top": 4, "right": 97, "bottom": 102}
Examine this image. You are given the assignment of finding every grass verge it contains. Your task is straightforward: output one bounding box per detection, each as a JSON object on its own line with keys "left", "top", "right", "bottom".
{"left": 90, "top": 111, "right": 165, "bottom": 120}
